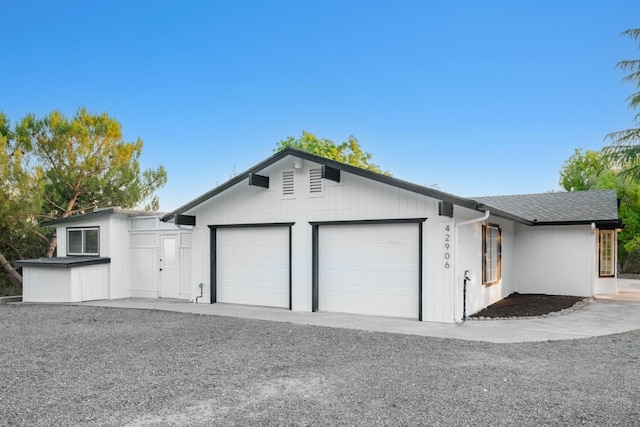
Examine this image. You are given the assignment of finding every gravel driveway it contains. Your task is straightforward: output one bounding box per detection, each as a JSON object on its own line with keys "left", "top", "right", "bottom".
{"left": 1, "top": 304, "right": 639, "bottom": 426}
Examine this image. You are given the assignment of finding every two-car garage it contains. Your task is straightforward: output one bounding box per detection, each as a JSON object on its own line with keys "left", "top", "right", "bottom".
{"left": 211, "top": 219, "right": 424, "bottom": 320}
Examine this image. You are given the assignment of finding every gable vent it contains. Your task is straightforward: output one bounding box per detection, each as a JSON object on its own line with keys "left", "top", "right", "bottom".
{"left": 282, "top": 171, "right": 295, "bottom": 195}
{"left": 310, "top": 168, "right": 323, "bottom": 193}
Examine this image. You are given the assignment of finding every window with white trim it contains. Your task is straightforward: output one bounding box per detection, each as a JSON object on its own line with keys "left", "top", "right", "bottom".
{"left": 599, "top": 229, "right": 615, "bottom": 277}
{"left": 282, "top": 170, "right": 295, "bottom": 197}
{"left": 67, "top": 227, "right": 100, "bottom": 256}
{"left": 483, "top": 223, "right": 501, "bottom": 285}
{"left": 309, "top": 168, "right": 323, "bottom": 195}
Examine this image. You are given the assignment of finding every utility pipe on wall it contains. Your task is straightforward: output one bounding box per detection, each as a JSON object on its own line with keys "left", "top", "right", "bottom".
{"left": 454, "top": 210, "right": 490, "bottom": 323}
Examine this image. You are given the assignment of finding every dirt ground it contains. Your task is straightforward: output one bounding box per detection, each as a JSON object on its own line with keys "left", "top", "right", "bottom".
{"left": 470, "top": 293, "right": 585, "bottom": 318}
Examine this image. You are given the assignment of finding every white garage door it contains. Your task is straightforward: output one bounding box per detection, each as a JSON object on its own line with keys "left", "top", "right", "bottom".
{"left": 318, "top": 223, "right": 420, "bottom": 319}
{"left": 216, "top": 227, "right": 289, "bottom": 308}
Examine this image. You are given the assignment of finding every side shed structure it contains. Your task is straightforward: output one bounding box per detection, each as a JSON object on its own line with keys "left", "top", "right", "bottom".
{"left": 17, "top": 208, "right": 193, "bottom": 303}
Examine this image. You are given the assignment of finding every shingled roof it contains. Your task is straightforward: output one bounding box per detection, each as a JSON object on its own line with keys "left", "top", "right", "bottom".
{"left": 473, "top": 190, "right": 620, "bottom": 226}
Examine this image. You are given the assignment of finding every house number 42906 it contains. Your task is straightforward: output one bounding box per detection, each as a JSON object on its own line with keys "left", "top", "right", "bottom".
{"left": 444, "top": 225, "right": 451, "bottom": 268}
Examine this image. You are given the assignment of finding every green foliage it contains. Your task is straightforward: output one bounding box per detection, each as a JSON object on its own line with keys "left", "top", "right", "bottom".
{"left": 15, "top": 108, "right": 167, "bottom": 218}
{"left": 559, "top": 148, "right": 640, "bottom": 271}
{"left": 0, "top": 108, "right": 168, "bottom": 291}
{"left": 604, "top": 29, "right": 640, "bottom": 178}
{"left": 275, "top": 131, "right": 390, "bottom": 175}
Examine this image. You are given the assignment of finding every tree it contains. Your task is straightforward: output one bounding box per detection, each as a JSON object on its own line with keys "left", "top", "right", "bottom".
{"left": 0, "top": 108, "right": 167, "bottom": 291}
{"left": 275, "top": 131, "right": 390, "bottom": 175}
{"left": 559, "top": 148, "right": 640, "bottom": 272}
{"left": 604, "top": 29, "right": 640, "bottom": 176}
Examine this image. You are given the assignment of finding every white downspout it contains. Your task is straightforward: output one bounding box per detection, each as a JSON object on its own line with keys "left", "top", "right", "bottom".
{"left": 454, "top": 210, "right": 490, "bottom": 323}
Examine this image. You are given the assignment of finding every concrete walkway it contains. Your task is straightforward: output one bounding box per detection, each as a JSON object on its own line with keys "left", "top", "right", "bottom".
{"left": 79, "top": 279, "right": 640, "bottom": 344}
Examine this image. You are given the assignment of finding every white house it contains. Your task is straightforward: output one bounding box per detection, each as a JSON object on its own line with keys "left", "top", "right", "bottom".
{"left": 160, "top": 148, "right": 621, "bottom": 323}
{"left": 18, "top": 148, "right": 622, "bottom": 323}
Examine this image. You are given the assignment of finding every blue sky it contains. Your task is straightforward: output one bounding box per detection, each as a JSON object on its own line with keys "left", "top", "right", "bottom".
{"left": 2, "top": 1, "right": 639, "bottom": 211}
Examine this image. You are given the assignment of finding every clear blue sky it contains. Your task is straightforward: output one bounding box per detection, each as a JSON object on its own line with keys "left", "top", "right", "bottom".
{"left": 2, "top": 1, "right": 639, "bottom": 211}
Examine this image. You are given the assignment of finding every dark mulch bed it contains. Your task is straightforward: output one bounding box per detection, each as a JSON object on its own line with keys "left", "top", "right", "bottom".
{"left": 470, "top": 293, "right": 585, "bottom": 318}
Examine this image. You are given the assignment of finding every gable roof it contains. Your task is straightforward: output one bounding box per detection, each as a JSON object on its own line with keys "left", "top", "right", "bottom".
{"left": 474, "top": 190, "right": 621, "bottom": 226}
{"left": 161, "top": 148, "right": 482, "bottom": 221}
{"left": 161, "top": 148, "right": 621, "bottom": 227}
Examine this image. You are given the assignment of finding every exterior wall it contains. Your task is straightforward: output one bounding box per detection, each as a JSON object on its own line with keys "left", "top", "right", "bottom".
{"left": 594, "top": 228, "right": 618, "bottom": 295}
{"left": 22, "top": 268, "right": 72, "bottom": 302}
{"left": 22, "top": 265, "right": 109, "bottom": 302}
{"left": 514, "top": 223, "right": 595, "bottom": 297}
{"left": 107, "top": 215, "right": 131, "bottom": 299}
{"left": 187, "top": 158, "right": 476, "bottom": 323}
{"left": 71, "top": 265, "right": 109, "bottom": 301}
{"left": 456, "top": 214, "right": 515, "bottom": 317}
{"left": 128, "top": 217, "right": 193, "bottom": 300}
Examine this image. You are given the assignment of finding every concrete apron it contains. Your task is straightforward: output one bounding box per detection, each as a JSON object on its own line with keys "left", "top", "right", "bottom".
{"left": 77, "top": 280, "right": 640, "bottom": 344}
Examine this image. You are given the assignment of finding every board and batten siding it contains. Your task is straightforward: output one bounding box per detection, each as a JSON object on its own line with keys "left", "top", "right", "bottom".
{"left": 22, "top": 268, "right": 72, "bottom": 302}
{"left": 186, "top": 159, "right": 465, "bottom": 322}
{"left": 22, "top": 265, "right": 109, "bottom": 303}
{"left": 514, "top": 223, "right": 594, "bottom": 297}
{"left": 456, "top": 215, "right": 515, "bottom": 317}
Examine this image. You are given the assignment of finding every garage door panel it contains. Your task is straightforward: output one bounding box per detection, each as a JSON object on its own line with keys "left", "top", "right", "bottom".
{"left": 318, "top": 223, "right": 419, "bottom": 319}
{"left": 217, "top": 227, "right": 289, "bottom": 308}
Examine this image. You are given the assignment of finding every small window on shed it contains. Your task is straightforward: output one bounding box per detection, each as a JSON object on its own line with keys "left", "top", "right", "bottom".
{"left": 309, "top": 168, "right": 323, "bottom": 194}
{"left": 282, "top": 170, "right": 295, "bottom": 196}
{"left": 68, "top": 227, "right": 100, "bottom": 256}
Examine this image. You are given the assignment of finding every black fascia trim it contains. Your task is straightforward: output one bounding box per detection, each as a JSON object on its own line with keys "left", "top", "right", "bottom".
{"left": 439, "top": 201, "right": 454, "bottom": 218}
{"left": 248, "top": 173, "right": 270, "bottom": 189}
{"left": 175, "top": 214, "right": 196, "bottom": 226}
{"left": 309, "top": 217, "right": 427, "bottom": 226}
{"left": 418, "top": 222, "right": 423, "bottom": 321}
{"left": 530, "top": 218, "right": 623, "bottom": 227}
{"left": 310, "top": 218, "right": 425, "bottom": 320}
{"left": 42, "top": 209, "right": 116, "bottom": 227}
{"left": 162, "top": 148, "right": 486, "bottom": 222}
{"left": 311, "top": 224, "right": 319, "bottom": 312}
{"left": 288, "top": 226, "right": 293, "bottom": 310}
{"left": 321, "top": 165, "right": 341, "bottom": 182}
{"left": 208, "top": 222, "right": 295, "bottom": 309}
{"left": 210, "top": 227, "right": 217, "bottom": 303}
{"left": 15, "top": 257, "right": 111, "bottom": 269}
{"left": 208, "top": 222, "right": 295, "bottom": 229}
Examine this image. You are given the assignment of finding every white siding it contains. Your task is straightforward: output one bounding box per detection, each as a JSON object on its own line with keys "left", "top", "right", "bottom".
{"left": 107, "top": 215, "right": 131, "bottom": 299}
{"left": 456, "top": 215, "right": 515, "bottom": 317}
{"left": 22, "top": 268, "right": 72, "bottom": 302}
{"left": 130, "top": 246, "right": 159, "bottom": 298}
{"left": 514, "top": 224, "right": 594, "bottom": 297}
{"left": 72, "top": 265, "right": 109, "bottom": 301}
{"left": 188, "top": 159, "right": 453, "bottom": 320}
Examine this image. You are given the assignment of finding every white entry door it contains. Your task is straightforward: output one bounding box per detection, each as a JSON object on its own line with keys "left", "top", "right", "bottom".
{"left": 160, "top": 235, "right": 179, "bottom": 298}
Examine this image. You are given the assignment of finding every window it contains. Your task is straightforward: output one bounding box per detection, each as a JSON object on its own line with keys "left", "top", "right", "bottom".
{"left": 282, "top": 170, "right": 295, "bottom": 196}
{"left": 67, "top": 227, "right": 100, "bottom": 256}
{"left": 309, "top": 168, "right": 323, "bottom": 195}
{"left": 482, "top": 223, "right": 501, "bottom": 285}
{"left": 599, "top": 229, "right": 615, "bottom": 277}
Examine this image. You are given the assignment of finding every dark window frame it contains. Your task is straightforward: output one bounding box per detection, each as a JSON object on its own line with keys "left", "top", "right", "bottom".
{"left": 482, "top": 223, "right": 501, "bottom": 286}
{"left": 67, "top": 226, "right": 100, "bottom": 256}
